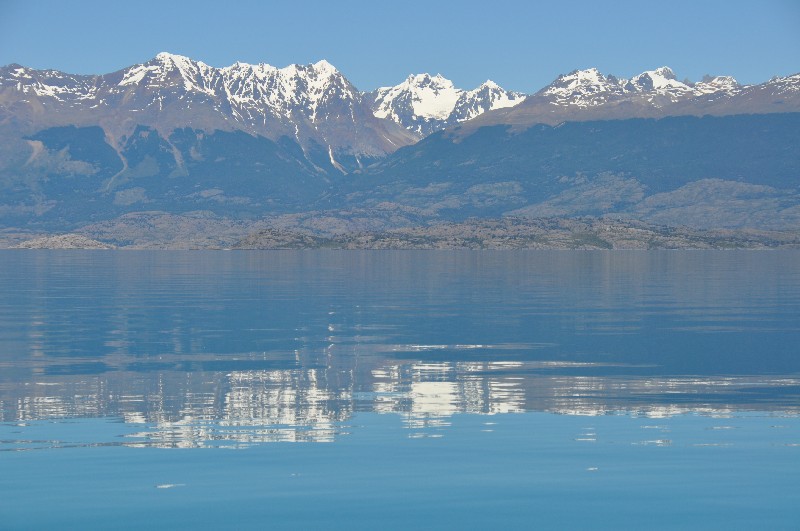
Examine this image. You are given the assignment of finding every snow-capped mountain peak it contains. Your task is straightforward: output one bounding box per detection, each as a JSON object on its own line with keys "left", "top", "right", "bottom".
{"left": 118, "top": 51, "right": 217, "bottom": 95}
{"left": 154, "top": 51, "right": 190, "bottom": 63}
{"left": 148, "top": 51, "right": 212, "bottom": 77}
{"left": 406, "top": 73, "right": 454, "bottom": 89}
{"left": 369, "top": 74, "right": 524, "bottom": 135}
{"left": 312, "top": 59, "right": 337, "bottom": 74}
{"left": 550, "top": 68, "right": 609, "bottom": 87}
{"left": 5, "top": 64, "right": 30, "bottom": 77}
{"left": 628, "top": 66, "right": 690, "bottom": 92}
{"left": 693, "top": 75, "right": 740, "bottom": 94}
{"left": 538, "top": 67, "right": 624, "bottom": 107}
{"left": 650, "top": 66, "right": 677, "bottom": 80}
{"left": 370, "top": 73, "right": 460, "bottom": 124}
{"left": 753, "top": 72, "right": 800, "bottom": 96}
{"left": 410, "top": 74, "right": 459, "bottom": 119}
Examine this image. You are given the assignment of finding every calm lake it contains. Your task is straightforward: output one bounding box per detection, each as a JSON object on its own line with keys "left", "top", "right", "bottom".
{"left": 1, "top": 250, "right": 799, "bottom": 529}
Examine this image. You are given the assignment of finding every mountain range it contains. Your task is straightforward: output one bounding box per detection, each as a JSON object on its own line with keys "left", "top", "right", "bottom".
{"left": 0, "top": 53, "right": 798, "bottom": 242}
{"left": 0, "top": 53, "right": 415, "bottom": 168}
{"left": 463, "top": 66, "right": 800, "bottom": 131}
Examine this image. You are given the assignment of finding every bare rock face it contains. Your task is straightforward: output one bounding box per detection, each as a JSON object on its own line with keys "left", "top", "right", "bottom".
{"left": 14, "top": 234, "right": 115, "bottom": 249}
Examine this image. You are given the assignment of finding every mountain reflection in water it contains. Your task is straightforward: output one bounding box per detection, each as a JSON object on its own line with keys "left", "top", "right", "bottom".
{"left": 4, "top": 354, "right": 799, "bottom": 448}
{"left": 1, "top": 250, "right": 799, "bottom": 449}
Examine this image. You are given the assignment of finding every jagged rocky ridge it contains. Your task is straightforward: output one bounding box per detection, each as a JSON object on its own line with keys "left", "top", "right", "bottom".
{"left": 538, "top": 66, "right": 741, "bottom": 107}
{"left": 0, "top": 52, "right": 417, "bottom": 168}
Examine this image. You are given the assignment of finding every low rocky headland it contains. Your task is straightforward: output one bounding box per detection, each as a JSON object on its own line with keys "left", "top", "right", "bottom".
{"left": 11, "top": 234, "right": 115, "bottom": 249}
{"left": 3, "top": 214, "right": 799, "bottom": 250}
{"left": 236, "top": 217, "right": 800, "bottom": 250}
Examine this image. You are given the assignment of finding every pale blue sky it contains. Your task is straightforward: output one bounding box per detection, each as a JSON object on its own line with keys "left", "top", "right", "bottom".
{"left": 1, "top": 0, "right": 798, "bottom": 92}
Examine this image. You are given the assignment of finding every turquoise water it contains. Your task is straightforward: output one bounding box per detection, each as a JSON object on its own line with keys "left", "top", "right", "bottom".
{"left": 1, "top": 251, "right": 799, "bottom": 529}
